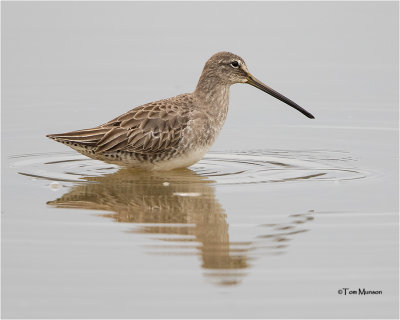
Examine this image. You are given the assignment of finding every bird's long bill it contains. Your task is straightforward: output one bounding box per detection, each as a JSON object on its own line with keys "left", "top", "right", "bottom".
{"left": 247, "top": 74, "right": 315, "bottom": 119}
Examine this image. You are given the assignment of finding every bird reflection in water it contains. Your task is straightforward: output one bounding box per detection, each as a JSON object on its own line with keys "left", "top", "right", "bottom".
{"left": 47, "top": 168, "right": 314, "bottom": 286}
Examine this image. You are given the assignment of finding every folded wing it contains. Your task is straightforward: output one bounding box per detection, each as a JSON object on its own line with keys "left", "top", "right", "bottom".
{"left": 47, "top": 96, "right": 192, "bottom": 155}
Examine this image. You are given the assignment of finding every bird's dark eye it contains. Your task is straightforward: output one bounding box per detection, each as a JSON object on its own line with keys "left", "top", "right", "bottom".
{"left": 230, "top": 61, "right": 239, "bottom": 68}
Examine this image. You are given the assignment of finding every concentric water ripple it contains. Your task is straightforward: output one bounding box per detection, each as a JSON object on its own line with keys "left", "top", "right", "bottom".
{"left": 11, "top": 150, "right": 368, "bottom": 186}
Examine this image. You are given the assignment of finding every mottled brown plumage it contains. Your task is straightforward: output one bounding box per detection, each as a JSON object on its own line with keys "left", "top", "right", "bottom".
{"left": 47, "top": 51, "right": 314, "bottom": 170}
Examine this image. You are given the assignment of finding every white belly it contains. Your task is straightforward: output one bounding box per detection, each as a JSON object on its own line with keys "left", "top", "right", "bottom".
{"left": 152, "top": 146, "right": 210, "bottom": 170}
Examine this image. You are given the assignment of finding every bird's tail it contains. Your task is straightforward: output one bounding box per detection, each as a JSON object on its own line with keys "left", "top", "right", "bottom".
{"left": 46, "top": 127, "right": 110, "bottom": 147}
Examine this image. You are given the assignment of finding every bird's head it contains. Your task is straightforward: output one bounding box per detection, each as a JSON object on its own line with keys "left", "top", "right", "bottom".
{"left": 199, "top": 51, "right": 315, "bottom": 119}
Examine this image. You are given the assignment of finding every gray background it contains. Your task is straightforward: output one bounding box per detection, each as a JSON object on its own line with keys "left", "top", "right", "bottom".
{"left": 2, "top": 1, "right": 398, "bottom": 318}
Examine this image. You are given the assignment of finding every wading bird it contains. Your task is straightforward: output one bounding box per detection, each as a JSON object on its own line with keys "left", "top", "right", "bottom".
{"left": 47, "top": 51, "right": 314, "bottom": 170}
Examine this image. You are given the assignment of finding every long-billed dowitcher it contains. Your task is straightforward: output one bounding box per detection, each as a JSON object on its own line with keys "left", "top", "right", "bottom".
{"left": 47, "top": 51, "right": 314, "bottom": 170}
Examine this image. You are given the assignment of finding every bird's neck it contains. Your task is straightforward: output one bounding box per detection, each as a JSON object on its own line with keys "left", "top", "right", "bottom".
{"left": 193, "top": 75, "right": 230, "bottom": 116}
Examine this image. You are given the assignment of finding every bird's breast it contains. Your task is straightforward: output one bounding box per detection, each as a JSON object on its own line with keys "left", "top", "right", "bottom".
{"left": 186, "top": 104, "right": 228, "bottom": 148}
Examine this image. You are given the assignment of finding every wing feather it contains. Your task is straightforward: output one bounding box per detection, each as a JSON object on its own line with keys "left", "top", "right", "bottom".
{"left": 47, "top": 93, "right": 194, "bottom": 155}
{"left": 95, "top": 128, "right": 129, "bottom": 153}
{"left": 46, "top": 128, "right": 110, "bottom": 146}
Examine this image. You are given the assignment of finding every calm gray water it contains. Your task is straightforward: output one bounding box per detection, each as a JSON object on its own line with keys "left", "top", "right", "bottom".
{"left": 2, "top": 2, "right": 398, "bottom": 318}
